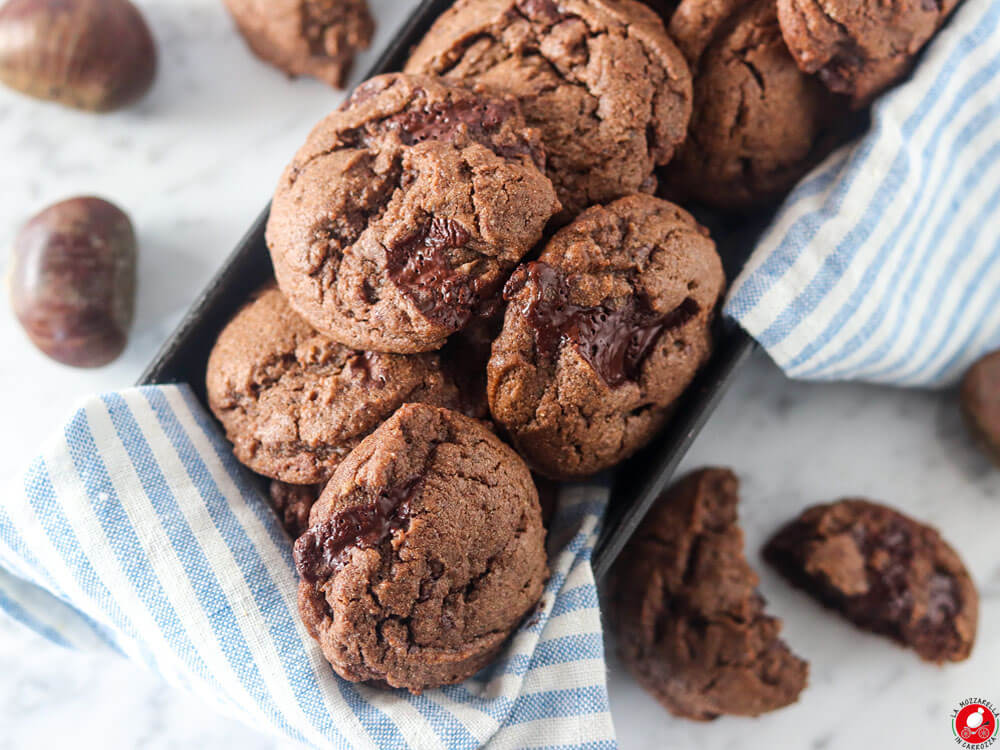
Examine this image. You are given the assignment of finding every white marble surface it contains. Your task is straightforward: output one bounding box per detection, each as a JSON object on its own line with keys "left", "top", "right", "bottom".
{"left": 0, "top": 1, "right": 996, "bottom": 748}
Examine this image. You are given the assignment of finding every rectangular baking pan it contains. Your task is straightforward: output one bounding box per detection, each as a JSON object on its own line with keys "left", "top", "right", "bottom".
{"left": 139, "top": 0, "right": 762, "bottom": 581}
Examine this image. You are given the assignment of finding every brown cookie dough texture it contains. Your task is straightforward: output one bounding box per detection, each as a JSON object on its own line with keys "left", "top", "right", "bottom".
{"left": 405, "top": 0, "right": 692, "bottom": 219}
{"left": 611, "top": 469, "right": 809, "bottom": 720}
{"left": 294, "top": 403, "right": 548, "bottom": 692}
{"left": 224, "top": 0, "right": 374, "bottom": 88}
{"left": 266, "top": 73, "right": 560, "bottom": 353}
{"left": 487, "top": 195, "right": 724, "bottom": 479}
{"left": 665, "top": 0, "right": 842, "bottom": 209}
{"left": 960, "top": 350, "right": 1000, "bottom": 464}
{"left": 269, "top": 480, "right": 323, "bottom": 538}
{"left": 765, "top": 499, "right": 978, "bottom": 663}
{"left": 206, "top": 288, "right": 462, "bottom": 484}
{"left": 777, "top": 0, "right": 960, "bottom": 106}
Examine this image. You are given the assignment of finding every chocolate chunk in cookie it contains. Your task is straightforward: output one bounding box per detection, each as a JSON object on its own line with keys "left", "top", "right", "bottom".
{"left": 295, "top": 403, "right": 547, "bottom": 693}
{"left": 488, "top": 195, "right": 724, "bottom": 479}
{"left": 405, "top": 0, "right": 692, "bottom": 219}
{"left": 776, "top": 0, "right": 961, "bottom": 106}
{"left": 266, "top": 73, "right": 560, "bottom": 353}
{"left": 206, "top": 287, "right": 463, "bottom": 484}
{"left": 269, "top": 480, "right": 323, "bottom": 538}
{"left": 224, "top": 0, "right": 373, "bottom": 88}
{"left": 611, "top": 468, "right": 809, "bottom": 720}
{"left": 765, "top": 499, "right": 978, "bottom": 663}
{"left": 961, "top": 350, "right": 1000, "bottom": 464}
{"left": 664, "top": 0, "right": 845, "bottom": 209}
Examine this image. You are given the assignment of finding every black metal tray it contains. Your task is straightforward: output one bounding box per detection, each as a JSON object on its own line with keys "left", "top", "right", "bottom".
{"left": 139, "top": 0, "right": 761, "bottom": 580}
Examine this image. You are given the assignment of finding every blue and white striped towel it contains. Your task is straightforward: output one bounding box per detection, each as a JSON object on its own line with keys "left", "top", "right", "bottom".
{"left": 727, "top": 0, "right": 1000, "bottom": 387}
{"left": 0, "top": 386, "right": 615, "bottom": 749}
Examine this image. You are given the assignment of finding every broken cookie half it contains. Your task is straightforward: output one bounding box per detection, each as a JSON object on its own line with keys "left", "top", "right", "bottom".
{"left": 765, "top": 499, "right": 978, "bottom": 663}
{"left": 610, "top": 468, "right": 808, "bottom": 720}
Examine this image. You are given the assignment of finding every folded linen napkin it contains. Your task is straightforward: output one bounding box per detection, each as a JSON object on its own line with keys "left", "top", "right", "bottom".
{"left": 0, "top": 386, "right": 615, "bottom": 749}
{"left": 727, "top": 0, "right": 1000, "bottom": 387}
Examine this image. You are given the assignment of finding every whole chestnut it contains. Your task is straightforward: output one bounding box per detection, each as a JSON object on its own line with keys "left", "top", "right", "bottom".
{"left": 9, "top": 197, "right": 137, "bottom": 367}
{"left": 0, "top": 0, "right": 156, "bottom": 112}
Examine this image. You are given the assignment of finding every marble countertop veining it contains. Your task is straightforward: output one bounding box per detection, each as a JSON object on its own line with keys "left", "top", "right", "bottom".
{"left": 0, "top": 1, "right": 997, "bottom": 748}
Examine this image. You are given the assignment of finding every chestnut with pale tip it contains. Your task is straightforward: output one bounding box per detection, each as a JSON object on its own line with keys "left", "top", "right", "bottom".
{"left": 0, "top": 0, "right": 156, "bottom": 111}
{"left": 9, "top": 196, "right": 137, "bottom": 368}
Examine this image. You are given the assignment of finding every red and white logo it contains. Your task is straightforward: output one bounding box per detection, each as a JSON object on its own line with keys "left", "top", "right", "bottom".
{"left": 953, "top": 699, "right": 998, "bottom": 747}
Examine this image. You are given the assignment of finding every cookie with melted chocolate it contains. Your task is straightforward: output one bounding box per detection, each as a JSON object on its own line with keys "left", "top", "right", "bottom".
{"left": 612, "top": 468, "right": 809, "bottom": 720}
{"left": 295, "top": 403, "right": 547, "bottom": 692}
{"left": 405, "top": 0, "right": 692, "bottom": 219}
{"left": 266, "top": 73, "right": 560, "bottom": 353}
{"left": 206, "top": 287, "right": 464, "bottom": 484}
{"left": 487, "top": 194, "right": 725, "bottom": 479}
{"left": 776, "top": 0, "right": 962, "bottom": 106}
{"left": 663, "top": 0, "right": 845, "bottom": 209}
{"left": 765, "top": 499, "right": 978, "bottom": 663}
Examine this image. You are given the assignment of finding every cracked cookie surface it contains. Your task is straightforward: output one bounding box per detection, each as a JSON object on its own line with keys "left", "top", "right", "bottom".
{"left": 776, "top": 0, "right": 961, "bottom": 106}
{"left": 611, "top": 468, "right": 809, "bottom": 720}
{"left": 224, "top": 0, "right": 374, "bottom": 88}
{"left": 206, "top": 287, "right": 462, "bottom": 484}
{"left": 665, "top": 0, "right": 843, "bottom": 209}
{"left": 295, "top": 403, "right": 547, "bottom": 692}
{"left": 487, "top": 195, "right": 724, "bottom": 479}
{"left": 405, "top": 0, "right": 692, "bottom": 219}
{"left": 266, "top": 73, "right": 560, "bottom": 353}
{"left": 765, "top": 499, "right": 978, "bottom": 663}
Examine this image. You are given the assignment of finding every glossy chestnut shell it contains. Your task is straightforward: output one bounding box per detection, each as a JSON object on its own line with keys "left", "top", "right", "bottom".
{"left": 10, "top": 196, "right": 137, "bottom": 367}
{"left": 0, "top": 0, "right": 157, "bottom": 111}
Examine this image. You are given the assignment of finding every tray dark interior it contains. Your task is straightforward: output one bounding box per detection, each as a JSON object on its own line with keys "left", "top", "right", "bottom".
{"left": 139, "top": 0, "right": 765, "bottom": 580}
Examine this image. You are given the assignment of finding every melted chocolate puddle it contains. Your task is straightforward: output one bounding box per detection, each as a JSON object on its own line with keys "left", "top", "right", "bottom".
{"left": 294, "top": 477, "right": 421, "bottom": 582}
{"left": 387, "top": 217, "right": 499, "bottom": 330}
{"left": 505, "top": 262, "right": 699, "bottom": 387}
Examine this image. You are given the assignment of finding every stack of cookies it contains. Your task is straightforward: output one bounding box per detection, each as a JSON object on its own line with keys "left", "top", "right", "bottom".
{"left": 207, "top": 0, "right": 962, "bottom": 699}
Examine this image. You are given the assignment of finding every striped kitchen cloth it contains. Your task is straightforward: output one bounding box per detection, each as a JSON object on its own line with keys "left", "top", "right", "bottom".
{"left": 0, "top": 385, "right": 615, "bottom": 750}
{"left": 726, "top": 0, "right": 1000, "bottom": 387}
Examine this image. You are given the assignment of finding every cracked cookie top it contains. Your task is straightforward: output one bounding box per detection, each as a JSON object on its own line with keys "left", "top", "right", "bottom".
{"left": 266, "top": 73, "right": 560, "bottom": 353}
{"left": 295, "top": 403, "right": 547, "bottom": 692}
{"left": 405, "top": 0, "right": 693, "bottom": 219}
{"left": 224, "top": 0, "right": 374, "bottom": 88}
{"left": 206, "top": 287, "right": 463, "bottom": 484}
{"left": 487, "top": 194, "right": 724, "bottom": 479}
{"left": 664, "top": 0, "right": 843, "bottom": 209}
{"left": 765, "top": 499, "right": 978, "bottom": 663}
{"left": 776, "top": 0, "right": 961, "bottom": 106}
{"left": 611, "top": 468, "right": 809, "bottom": 720}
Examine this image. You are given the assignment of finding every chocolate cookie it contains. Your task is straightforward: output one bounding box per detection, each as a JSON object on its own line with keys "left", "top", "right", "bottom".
{"left": 224, "top": 0, "right": 373, "bottom": 88}
{"left": 269, "top": 480, "right": 323, "bottom": 538}
{"left": 295, "top": 403, "right": 548, "bottom": 692}
{"left": 266, "top": 73, "right": 560, "bottom": 353}
{"left": 611, "top": 469, "right": 809, "bottom": 720}
{"left": 765, "top": 499, "right": 978, "bottom": 663}
{"left": 961, "top": 350, "right": 1000, "bottom": 464}
{"left": 777, "top": 0, "right": 960, "bottom": 106}
{"left": 487, "top": 195, "right": 724, "bottom": 479}
{"left": 405, "top": 0, "right": 692, "bottom": 219}
{"left": 665, "top": 0, "right": 843, "bottom": 209}
{"left": 206, "top": 287, "right": 462, "bottom": 484}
